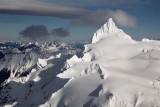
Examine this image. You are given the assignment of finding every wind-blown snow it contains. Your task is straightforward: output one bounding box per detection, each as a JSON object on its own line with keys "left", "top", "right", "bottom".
{"left": 1, "top": 18, "right": 160, "bottom": 107}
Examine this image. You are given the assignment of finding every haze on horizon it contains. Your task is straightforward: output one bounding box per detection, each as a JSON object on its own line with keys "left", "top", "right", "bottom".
{"left": 0, "top": 0, "right": 159, "bottom": 42}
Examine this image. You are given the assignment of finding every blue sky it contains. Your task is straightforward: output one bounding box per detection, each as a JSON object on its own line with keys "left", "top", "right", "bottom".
{"left": 0, "top": 0, "right": 160, "bottom": 42}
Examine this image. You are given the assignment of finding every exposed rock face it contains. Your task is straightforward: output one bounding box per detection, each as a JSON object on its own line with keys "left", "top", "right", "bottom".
{"left": 0, "top": 51, "right": 5, "bottom": 59}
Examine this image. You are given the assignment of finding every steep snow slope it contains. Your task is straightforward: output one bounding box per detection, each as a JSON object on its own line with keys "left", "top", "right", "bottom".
{"left": 0, "top": 41, "right": 83, "bottom": 106}
{"left": 0, "top": 42, "right": 82, "bottom": 84}
{"left": 1, "top": 18, "right": 160, "bottom": 107}
{"left": 41, "top": 18, "right": 160, "bottom": 107}
{"left": 92, "top": 18, "right": 132, "bottom": 44}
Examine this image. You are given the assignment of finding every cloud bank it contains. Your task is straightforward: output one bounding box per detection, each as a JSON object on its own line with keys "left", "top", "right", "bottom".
{"left": 0, "top": 0, "right": 88, "bottom": 18}
{"left": 19, "top": 25, "right": 50, "bottom": 41}
{"left": 72, "top": 9, "right": 137, "bottom": 27}
{"left": 51, "top": 28, "right": 70, "bottom": 38}
{"left": 51, "top": 0, "right": 151, "bottom": 8}
{"left": 19, "top": 25, "right": 70, "bottom": 41}
{"left": 0, "top": 0, "right": 137, "bottom": 27}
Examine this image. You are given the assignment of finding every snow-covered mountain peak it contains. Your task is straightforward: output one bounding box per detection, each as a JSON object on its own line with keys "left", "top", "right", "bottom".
{"left": 102, "top": 18, "right": 117, "bottom": 33}
{"left": 1, "top": 18, "right": 160, "bottom": 107}
{"left": 92, "top": 18, "right": 132, "bottom": 43}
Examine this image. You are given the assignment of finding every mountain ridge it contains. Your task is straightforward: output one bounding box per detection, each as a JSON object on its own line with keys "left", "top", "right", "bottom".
{"left": 92, "top": 18, "right": 133, "bottom": 43}
{"left": 1, "top": 18, "right": 160, "bottom": 107}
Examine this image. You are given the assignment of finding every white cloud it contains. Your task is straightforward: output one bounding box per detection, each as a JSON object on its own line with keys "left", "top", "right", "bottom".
{"left": 72, "top": 9, "right": 137, "bottom": 27}
{"left": 110, "top": 10, "right": 137, "bottom": 27}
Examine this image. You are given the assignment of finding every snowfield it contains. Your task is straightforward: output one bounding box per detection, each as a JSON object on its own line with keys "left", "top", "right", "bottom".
{"left": 1, "top": 18, "right": 160, "bottom": 107}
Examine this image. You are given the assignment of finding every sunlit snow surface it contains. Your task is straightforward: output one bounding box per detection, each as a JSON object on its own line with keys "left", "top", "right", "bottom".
{"left": 1, "top": 18, "right": 160, "bottom": 107}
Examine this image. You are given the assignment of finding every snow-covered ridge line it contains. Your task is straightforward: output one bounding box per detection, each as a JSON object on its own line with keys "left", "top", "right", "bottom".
{"left": 1, "top": 18, "right": 160, "bottom": 107}
{"left": 0, "top": 41, "right": 83, "bottom": 84}
{"left": 92, "top": 18, "right": 133, "bottom": 43}
{"left": 47, "top": 18, "right": 160, "bottom": 107}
